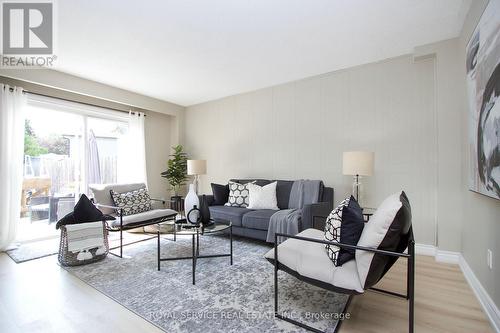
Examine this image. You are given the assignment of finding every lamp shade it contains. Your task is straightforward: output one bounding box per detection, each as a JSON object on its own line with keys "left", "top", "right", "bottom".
{"left": 187, "top": 159, "right": 207, "bottom": 175}
{"left": 343, "top": 151, "right": 374, "bottom": 176}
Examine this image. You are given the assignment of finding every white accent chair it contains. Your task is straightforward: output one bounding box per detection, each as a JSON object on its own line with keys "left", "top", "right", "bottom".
{"left": 265, "top": 191, "right": 414, "bottom": 333}
{"left": 89, "top": 183, "right": 177, "bottom": 258}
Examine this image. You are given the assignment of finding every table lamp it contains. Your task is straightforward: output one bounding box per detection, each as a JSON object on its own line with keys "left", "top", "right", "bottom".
{"left": 343, "top": 151, "right": 374, "bottom": 205}
{"left": 187, "top": 159, "right": 207, "bottom": 194}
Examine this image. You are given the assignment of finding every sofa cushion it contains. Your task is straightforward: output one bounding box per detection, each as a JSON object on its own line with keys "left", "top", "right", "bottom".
{"left": 265, "top": 228, "right": 364, "bottom": 293}
{"left": 247, "top": 182, "right": 279, "bottom": 210}
{"left": 89, "top": 183, "right": 147, "bottom": 214}
{"left": 111, "top": 208, "right": 177, "bottom": 228}
{"left": 275, "top": 180, "right": 293, "bottom": 209}
{"left": 209, "top": 206, "right": 253, "bottom": 227}
{"left": 242, "top": 209, "right": 276, "bottom": 230}
{"left": 225, "top": 181, "right": 254, "bottom": 207}
{"left": 211, "top": 183, "right": 229, "bottom": 205}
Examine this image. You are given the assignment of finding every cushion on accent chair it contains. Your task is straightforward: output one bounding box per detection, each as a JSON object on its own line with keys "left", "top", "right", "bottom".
{"left": 110, "top": 188, "right": 152, "bottom": 216}
{"left": 324, "top": 196, "right": 364, "bottom": 266}
{"left": 112, "top": 208, "right": 177, "bottom": 228}
{"left": 324, "top": 198, "right": 350, "bottom": 265}
{"left": 337, "top": 196, "right": 365, "bottom": 266}
{"left": 89, "top": 183, "right": 147, "bottom": 215}
{"left": 355, "top": 191, "right": 411, "bottom": 289}
{"left": 265, "top": 228, "right": 364, "bottom": 293}
{"left": 247, "top": 181, "right": 279, "bottom": 210}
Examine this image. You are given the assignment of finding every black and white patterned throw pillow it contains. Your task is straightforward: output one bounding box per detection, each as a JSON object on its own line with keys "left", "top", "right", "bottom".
{"left": 224, "top": 181, "right": 254, "bottom": 207}
{"left": 324, "top": 196, "right": 365, "bottom": 266}
{"left": 324, "top": 197, "right": 350, "bottom": 266}
{"left": 110, "top": 188, "right": 152, "bottom": 216}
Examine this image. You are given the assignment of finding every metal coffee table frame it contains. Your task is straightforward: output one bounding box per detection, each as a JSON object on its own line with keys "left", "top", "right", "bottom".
{"left": 157, "top": 220, "right": 233, "bottom": 285}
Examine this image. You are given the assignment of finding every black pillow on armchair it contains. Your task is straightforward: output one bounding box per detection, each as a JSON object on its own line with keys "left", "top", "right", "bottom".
{"left": 211, "top": 183, "right": 229, "bottom": 205}
{"left": 56, "top": 194, "right": 115, "bottom": 229}
{"left": 337, "top": 196, "right": 365, "bottom": 266}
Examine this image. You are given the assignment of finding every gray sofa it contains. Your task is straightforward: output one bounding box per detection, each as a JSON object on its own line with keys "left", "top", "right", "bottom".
{"left": 205, "top": 179, "right": 334, "bottom": 242}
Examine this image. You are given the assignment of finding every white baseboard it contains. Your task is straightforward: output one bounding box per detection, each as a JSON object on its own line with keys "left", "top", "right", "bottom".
{"left": 416, "top": 243, "right": 499, "bottom": 332}
{"left": 459, "top": 255, "right": 500, "bottom": 333}
{"left": 415, "top": 243, "right": 436, "bottom": 256}
{"left": 434, "top": 249, "right": 460, "bottom": 264}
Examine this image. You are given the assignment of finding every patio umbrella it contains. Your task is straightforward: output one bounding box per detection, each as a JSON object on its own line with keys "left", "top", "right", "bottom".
{"left": 87, "top": 130, "right": 102, "bottom": 185}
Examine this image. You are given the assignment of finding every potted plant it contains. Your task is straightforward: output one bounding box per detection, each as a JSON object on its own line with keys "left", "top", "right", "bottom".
{"left": 161, "top": 145, "right": 188, "bottom": 208}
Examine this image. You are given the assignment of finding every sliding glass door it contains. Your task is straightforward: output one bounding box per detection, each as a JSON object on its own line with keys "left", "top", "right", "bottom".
{"left": 19, "top": 95, "right": 129, "bottom": 242}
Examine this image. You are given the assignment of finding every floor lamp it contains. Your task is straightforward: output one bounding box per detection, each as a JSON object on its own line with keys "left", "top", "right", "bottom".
{"left": 343, "top": 151, "right": 374, "bottom": 205}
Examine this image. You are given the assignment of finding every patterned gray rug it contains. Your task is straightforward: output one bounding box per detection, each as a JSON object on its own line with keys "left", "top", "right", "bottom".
{"left": 64, "top": 235, "right": 350, "bottom": 332}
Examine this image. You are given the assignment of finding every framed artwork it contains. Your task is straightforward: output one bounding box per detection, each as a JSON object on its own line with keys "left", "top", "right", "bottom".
{"left": 466, "top": 0, "right": 500, "bottom": 200}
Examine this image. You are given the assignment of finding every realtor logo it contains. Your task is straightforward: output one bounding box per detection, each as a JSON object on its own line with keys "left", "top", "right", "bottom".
{"left": 2, "top": 2, "right": 53, "bottom": 54}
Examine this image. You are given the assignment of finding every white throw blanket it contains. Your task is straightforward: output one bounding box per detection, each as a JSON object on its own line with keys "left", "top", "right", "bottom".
{"left": 66, "top": 222, "right": 105, "bottom": 260}
{"left": 266, "top": 180, "right": 321, "bottom": 243}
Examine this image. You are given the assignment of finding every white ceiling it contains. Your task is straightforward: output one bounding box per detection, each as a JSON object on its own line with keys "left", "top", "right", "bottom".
{"left": 56, "top": 0, "right": 471, "bottom": 106}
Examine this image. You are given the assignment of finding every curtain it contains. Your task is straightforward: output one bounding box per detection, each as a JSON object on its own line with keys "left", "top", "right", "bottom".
{"left": 118, "top": 111, "right": 147, "bottom": 184}
{"left": 0, "top": 85, "right": 27, "bottom": 251}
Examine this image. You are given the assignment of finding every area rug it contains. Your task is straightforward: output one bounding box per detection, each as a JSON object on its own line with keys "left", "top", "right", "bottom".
{"left": 6, "top": 231, "right": 157, "bottom": 264}
{"left": 5, "top": 238, "right": 59, "bottom": 263}
{"left": 64, "top": 235, "right": 350, "bottom": 332}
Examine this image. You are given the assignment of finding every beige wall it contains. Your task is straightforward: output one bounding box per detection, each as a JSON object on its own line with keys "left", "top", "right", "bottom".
{"left": 185, "top": 55, "right": 437, "bottom": 246}
{"left": 184, "top": 12, "right": 500, "bottom": 311}
{"left": 0, "top": 73, "right": 183, "bottom": 201}
{"left": 413, "top": 38, "right": 465, "bottom": 252}
{"left": 458, "top": 0, "right": 500, "bottom": 312}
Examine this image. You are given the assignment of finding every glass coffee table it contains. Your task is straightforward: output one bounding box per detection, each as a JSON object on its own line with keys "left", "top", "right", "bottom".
{"left": 156, "top": 219, "right": 232, "bottom": 285}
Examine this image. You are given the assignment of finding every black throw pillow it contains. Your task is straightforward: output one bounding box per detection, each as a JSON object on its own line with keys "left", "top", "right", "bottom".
{"left": 337, "top": 196, "right": 365, "bottom": 266}
{"left": 211, "top": 183, "right": 229, "bottom": 205}
{"left": 56, "top": 194, "right": 115, "bottom": 229}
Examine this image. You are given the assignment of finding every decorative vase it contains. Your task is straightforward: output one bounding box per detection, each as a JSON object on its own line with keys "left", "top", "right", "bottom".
{"left": 200, "top": 195, "right": 211, "bottom": 224}
{"left": 184, "top": 184, "right": 199, "bottom": 222}
{"left": 187, "top": 205, "right": 201, "bottom": 224}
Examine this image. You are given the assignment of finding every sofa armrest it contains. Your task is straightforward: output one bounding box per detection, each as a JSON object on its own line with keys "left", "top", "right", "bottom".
{"left": 301, "top": 202, "right": 332, "bottom": 231}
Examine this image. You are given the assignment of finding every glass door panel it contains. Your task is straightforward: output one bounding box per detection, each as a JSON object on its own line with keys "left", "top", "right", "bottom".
{"left": 20, "top": 105, "right": 83, "bottom": 242}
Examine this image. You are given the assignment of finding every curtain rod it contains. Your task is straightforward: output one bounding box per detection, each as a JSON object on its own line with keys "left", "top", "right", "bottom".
{"left": 6, "top": 86, "right": 146, "bottom": 116}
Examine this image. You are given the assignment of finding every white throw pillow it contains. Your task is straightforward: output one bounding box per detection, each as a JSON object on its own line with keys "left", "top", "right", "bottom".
{"left": 247, "top": 182, "right": 279, "bottom": 210}
{"left": 355, "top": 191, "right": 403, "bottom": 288}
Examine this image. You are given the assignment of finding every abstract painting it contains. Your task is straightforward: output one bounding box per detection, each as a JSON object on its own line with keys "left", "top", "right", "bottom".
{"left": 466, "top": 0, "right": 500, "bottom": 200}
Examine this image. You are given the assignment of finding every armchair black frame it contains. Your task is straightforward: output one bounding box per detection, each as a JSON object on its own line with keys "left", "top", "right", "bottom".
{"left": 273, "top": 230, "right": 415, "bottom": 333}
{"left": 96, "top": 198, "right": 177, "bottom": 258}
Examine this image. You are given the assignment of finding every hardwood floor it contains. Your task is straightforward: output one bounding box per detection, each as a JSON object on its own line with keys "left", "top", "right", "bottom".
{"left": 0, "top": 252, "right": 493, "bottom": 333}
